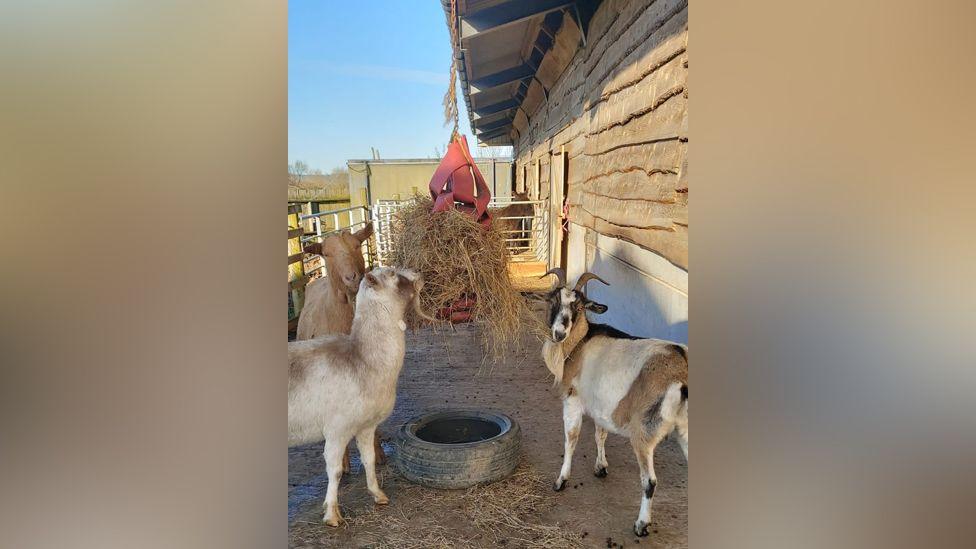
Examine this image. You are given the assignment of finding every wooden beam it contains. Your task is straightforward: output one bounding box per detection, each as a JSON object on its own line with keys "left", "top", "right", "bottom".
{"left": 473, "top": 115, "right": 513, "bottom": 132}
{"left": 478, "top": 126, "right": 512, "bottom": 140}
{"left": 472, "top": 97, "right": 519, "bottom": 116}
{"left": 460, "top": 0, "right": 573, "bottom": 42}
{"left": 287, "top": 208, "right": 306, "bottom": 318}
{"left": 470, "top": 63, "right": 534, "bottom": 93}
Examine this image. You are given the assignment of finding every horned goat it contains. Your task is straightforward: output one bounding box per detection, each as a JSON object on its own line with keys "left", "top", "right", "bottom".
{"left": 540, "top": 269, "right": 688, "bottom": 537}
{"left": 288, "top": 266, "right": 433, "bottom": 527}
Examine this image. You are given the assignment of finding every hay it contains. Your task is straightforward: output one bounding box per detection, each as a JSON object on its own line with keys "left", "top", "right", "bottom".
{"left": 289, "top": 463, "right": 585, "bottom": 548}
{"left": 342, "top": 462, "right": 585, "bottom": 549}
{"left": 457, "top": 463, "right": 586, "bottom": 548}
{"left": 388, "top": 196, "right": 541, "bottom": 361}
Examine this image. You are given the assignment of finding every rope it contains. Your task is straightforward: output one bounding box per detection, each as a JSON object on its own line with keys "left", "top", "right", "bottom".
{"left": 443, "top": 0, "right": 461, "bottom": 143}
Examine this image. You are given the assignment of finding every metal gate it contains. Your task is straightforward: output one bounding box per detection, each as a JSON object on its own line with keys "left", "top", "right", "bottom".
{"left": 297, "top": 205, "right": 373, "bottom": 274}
{"left": 371, "top": 197, "right": 550, "bottom": 266}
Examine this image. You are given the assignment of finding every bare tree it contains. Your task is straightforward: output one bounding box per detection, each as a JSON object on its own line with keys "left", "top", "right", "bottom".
{"left": 474, "top": 145, "right": 513, "bottom": 159}
{"left": 289, "top": 160, "right": 311, "bottom": 186}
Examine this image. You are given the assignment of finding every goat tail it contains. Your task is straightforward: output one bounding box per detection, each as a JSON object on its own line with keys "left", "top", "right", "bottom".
{"left": 676, "top": 383, "right": 689, "bottom": 458}
{"left": 677, "top": 383, "right": 688, "bottom": 428}
{"left": 676, "top": 344, "right": 688, "bottom": 422}
{"left": 658, "top": 382, "right": 686, "bottom": 424}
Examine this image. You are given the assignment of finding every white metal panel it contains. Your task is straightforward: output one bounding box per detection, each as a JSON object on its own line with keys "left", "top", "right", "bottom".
{"left": 583, "top": 232, "right": 688, "bottom": 343}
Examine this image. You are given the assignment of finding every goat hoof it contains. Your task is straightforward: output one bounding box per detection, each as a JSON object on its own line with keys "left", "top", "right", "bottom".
{"left": 553, "top": 478, "right": 567, "bottom": 491}
{"left": 634, "top": 521, "right": 650, "bottom": 537}
{"left": 373, "top": 492, "right": 389, "bottom": 505}
{"left": 594, "top": 467, "right": 608, "bottom": 478}
{"left": 323, "top": 514, "right": 342, "bottom": 528}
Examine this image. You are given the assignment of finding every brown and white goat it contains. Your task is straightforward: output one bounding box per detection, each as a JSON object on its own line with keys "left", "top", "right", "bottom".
{"left": 289, "top": 267, "right": 433, "bottom": 526}
{"left": 298, "top": 223, "right": 373, "bottom": 339}
{"left": 297, "top": 223, "right": 385, "bottom": 470}
{"left": 540, "top": 269, "right": 688, "bottom": 538}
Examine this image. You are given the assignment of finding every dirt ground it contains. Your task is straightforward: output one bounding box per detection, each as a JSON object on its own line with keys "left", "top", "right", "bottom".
{"left": 288, "top": 315, "right": 688, "bottom": 548}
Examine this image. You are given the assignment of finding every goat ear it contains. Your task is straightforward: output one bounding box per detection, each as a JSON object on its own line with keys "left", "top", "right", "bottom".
{"left": 303, "top": 242, "right": 323, "bottom": 256}
{"left": 584, "top": 300, "right": 608, "bottom": 314}
{"left": 364, "top": 272, "right": 379, "bottom": 288}
{"left": 353, "top": 222, "right": 374, "bottom": 243}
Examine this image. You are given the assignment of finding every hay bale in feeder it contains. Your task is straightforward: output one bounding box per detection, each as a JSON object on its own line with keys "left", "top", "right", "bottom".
{"left": 388, "top": 196, "right": 539, "bottom": 359}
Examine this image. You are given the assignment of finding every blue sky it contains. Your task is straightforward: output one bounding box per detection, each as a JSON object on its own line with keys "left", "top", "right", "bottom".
{"left": 289, "top": 1, "right": 508, "bottom": 172}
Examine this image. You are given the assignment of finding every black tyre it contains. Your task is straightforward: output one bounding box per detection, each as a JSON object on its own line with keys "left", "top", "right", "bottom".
{"left": 392, "top": 409, "right": 521, "bottom": 489}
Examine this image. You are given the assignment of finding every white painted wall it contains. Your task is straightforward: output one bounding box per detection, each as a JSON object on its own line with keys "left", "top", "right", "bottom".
{"left": 565, "top": 222, "right": 687, "bottom": 343}
{"left": 566, "top": 222, "right": 588, "bottom": 282}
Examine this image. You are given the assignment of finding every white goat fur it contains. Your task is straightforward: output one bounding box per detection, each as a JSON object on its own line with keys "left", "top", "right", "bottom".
{"left": 295, "top": 225, "right": 385, "bottom": 471}
{"left": 541, "top": 275, "right": 688, "bottom": 538}
{"left": 288, "top": 266, "right": 423, "bottom": 526}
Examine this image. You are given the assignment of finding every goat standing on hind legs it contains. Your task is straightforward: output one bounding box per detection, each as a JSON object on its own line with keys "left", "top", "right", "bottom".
{"left": 540, "top": 269, "right": 688, "bottom": 538}
{"left": 288, "top": 267, "right": 434, "bottom": 526}
{"left": 297, "top": 223, "right": 386, "bottom": 471}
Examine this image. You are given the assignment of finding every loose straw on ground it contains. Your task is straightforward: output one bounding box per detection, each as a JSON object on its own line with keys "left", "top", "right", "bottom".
{"left": 341, "top": 462, "right": 585, "bottom": 549}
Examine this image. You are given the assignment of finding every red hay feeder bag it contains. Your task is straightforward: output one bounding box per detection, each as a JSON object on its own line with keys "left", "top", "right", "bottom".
{"left": 428, "top": 135, "right": 492, "bottom": 227}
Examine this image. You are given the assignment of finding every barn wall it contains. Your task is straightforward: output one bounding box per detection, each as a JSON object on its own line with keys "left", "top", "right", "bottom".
{"left": 514, "top": 0, "right": 688, "bottom": 341}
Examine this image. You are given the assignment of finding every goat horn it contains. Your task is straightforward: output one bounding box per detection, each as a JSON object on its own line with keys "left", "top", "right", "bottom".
{"left": 540, "top": 268, "right": 567, "bottom": 287}
{"left": 574, "top": 272, "right": 610, "bottom": 293}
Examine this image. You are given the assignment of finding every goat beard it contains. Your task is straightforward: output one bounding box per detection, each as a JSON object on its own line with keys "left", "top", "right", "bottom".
{"left": 542, "top": 340, "right": 565, "bottom": 385}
